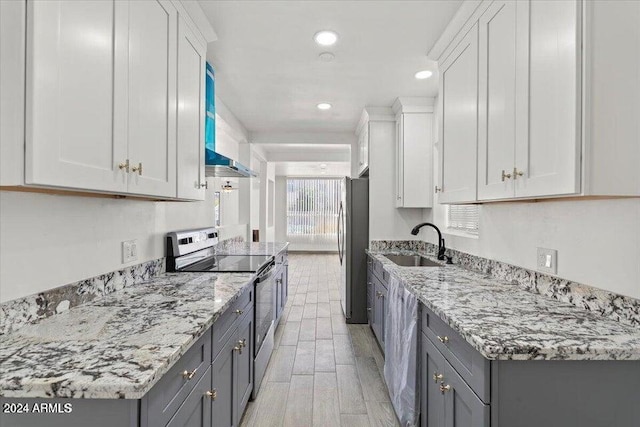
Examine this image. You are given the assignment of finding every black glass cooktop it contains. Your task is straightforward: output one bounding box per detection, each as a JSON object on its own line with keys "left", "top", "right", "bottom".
{"left": 180, "top": 254, "right": 273, "bottom": 273}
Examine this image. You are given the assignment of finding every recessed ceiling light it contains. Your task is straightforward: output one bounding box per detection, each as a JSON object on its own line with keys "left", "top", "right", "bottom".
{"left": 415, "top": 70, "right": 433, "bottom": 80}
{"left": 320, "top": 163, "right": 327, "bottom": 169}
{"left": 314, "top": 30, "right": 338, "bottom": 46}
{"left": 319, "top": 52, "right": 335, "bottom": 62}
{"left": 317, "top": 103, "right": 332, "bottom": 110}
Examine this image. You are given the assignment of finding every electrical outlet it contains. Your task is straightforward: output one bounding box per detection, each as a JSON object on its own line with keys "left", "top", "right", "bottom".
{"left": 536, "top": 247, "right": 557, "bottom": 274}
{"left": 122, "top": 240, "right": 138, "bottom": 263}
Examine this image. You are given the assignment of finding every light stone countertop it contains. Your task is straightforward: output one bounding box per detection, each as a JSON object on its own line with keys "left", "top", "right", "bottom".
{"left": 367, "top": 250, "right": 640, "bottom": 361}
{"left": 0, "top": 272, "right": 255, "bottom": 399}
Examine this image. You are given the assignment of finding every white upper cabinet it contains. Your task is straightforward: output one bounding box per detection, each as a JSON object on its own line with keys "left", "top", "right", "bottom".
{"left": 514, "top": 0, "right": 581, "bottom": 198}
{"left": 25, "top": 0, "right": 128, "bottom": 193}
{"left": 477, "top": 1, "right": 518, "bottom": 201}
{"left": 393, "top": 98, "right": 434, "bottom": 208}
{"left": 437, "top": 24, "right": 479, "bottom": 204}
{"left": 127, "top": 0, "right": 177, "bottom": 198}
{"left": 432, "top": 0, "right": 639, "bottom": 203}
{"left": 176, "top": 15, "right": 207, "bottom": 200}
{"left": 2, "top": 0, "right": 215, "bottom": 200}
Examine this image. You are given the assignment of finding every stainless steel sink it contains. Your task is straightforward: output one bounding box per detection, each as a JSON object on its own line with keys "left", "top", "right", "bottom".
{"left": 384, "top": 254, "right": 444, "bottom": 267}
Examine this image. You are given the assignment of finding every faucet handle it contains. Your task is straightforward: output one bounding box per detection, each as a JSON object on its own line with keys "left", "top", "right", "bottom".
{"left": 445, "top": 255, "right": 453, "bottom": 265}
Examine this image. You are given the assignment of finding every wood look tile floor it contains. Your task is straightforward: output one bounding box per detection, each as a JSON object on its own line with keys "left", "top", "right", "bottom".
{"left": 240, "top": 254, "right": 400, "bottom": 427}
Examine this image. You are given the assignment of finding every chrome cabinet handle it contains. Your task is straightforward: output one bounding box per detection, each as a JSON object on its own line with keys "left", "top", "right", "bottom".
{"left": 131, "top": 162, "right": 143, "bottom": 176}
{"left": 433, "top": 372, "right": 443, "bottom": 383}
{"left": 435, "top": 186, "right": 442, "bottom": 193}
{"left": 118, "top": 160, "right": 129, "bottom": 172}
{"left": 235, "top": 309, "right": 243, "bottom": 315}
{"left": 182, "top": 368, "right": 197, "bottom": 380}
{"left": 234, "top": 345, "right": 242, "bottom": 354}
{"left": 205, "top": 389, "right": 217, "bottom": 400}
{"left": 439, "top": 383, "right": 451, "bottom": 394}
{"left": 376, "top": 291, "right": 383, "bottom": 299}
{"left": 199, "top": 182, "right": 208, "bottom": 189}
{"left": 437, "top": 335, "right": 449, "bottom": 344}
{"left": 238, "top": 338, "right": 246, "bottom": 348}
{"left": 501, "top": 170, "right": 512, "bottom": 181}
{"left": 513, "top": 168, "right": 524, "bottom": 179}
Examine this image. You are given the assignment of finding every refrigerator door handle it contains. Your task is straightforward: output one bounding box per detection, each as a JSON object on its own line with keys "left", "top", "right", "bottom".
{"left": 337, "top": 203, "right": 344, "bottom": 264}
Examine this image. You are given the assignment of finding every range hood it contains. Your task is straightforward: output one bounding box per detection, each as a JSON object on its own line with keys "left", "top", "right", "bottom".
{"left": 205, "top": 151, "right": 257, "bottom": 178}
{"left": 205, "top": 62, "right": 257, "bottom": 178}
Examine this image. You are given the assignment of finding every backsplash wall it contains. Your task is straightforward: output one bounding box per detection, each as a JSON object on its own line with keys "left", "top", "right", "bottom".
{"left": 420, "top": 197, "right": 640, "bottom": 300}
{"left": 0, "top": 181, "right": 245, "bottom": 303}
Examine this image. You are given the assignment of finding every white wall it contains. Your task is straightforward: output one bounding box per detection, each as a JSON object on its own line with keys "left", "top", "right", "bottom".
{"left": 368, "top": 120, "right": 424, "bottom": 241}
{"left": 420, "top": 198, "right": 640, "bottom": 299}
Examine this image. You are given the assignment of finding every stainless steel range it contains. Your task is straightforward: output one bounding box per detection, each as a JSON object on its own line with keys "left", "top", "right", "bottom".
{"left": 166, "top": 227, "right": 275, "bottom": 399}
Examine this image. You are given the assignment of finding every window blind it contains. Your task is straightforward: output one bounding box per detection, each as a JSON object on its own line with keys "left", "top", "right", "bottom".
{"left": 447, "top": 205, "right": 480, "bottom": 235}
{"left": 286, "top": 178, "right": 341, "bottom": 237}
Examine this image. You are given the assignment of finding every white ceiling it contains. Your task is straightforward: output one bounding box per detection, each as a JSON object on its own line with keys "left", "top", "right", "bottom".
{"left": 199, "top": 0, "right": 461, "bottom": 134}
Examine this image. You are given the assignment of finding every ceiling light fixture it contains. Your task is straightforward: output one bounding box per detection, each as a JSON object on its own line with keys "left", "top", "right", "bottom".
{"left": 318, "top": 52, "right": 335, "bottom": 62}
{"left": 314, "top": 30, "right": 338, "bottom": 46}
{"left": 415, "top": 70, "right": 433, "bottom": 80}
{"left": 320, "top": 163, "right": 327, "bottom": 169}
{"left": 221, "top": 180, "right": 237, "bottom": 193}
{"left": 317, "top": 103, "right": 332, "bottom": 110}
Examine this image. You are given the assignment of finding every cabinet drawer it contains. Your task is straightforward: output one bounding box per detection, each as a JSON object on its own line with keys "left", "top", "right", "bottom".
{"left": 143, "top": 329, "right": 212, "bottom": 427}
{"left": 421, "top": 306, "right": 490, "bottom": 403}
{"left": 369, "top": 256, "right": 389, "bottom": 286}
{"left": 213, "top": 286, "right": 254, "bottom": 360}
{"left": 165, "top": 365, "right": 212, "bottom": 427}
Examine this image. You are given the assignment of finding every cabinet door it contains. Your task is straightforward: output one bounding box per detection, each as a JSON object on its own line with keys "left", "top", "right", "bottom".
{"left": 403, "top": 113, "right": 433, "bottom": 207}
{"left": 25, "top": 0, "right": 128, "bottom": 192}
{"left": 395, "top": 117, "right": 404, "bottom": 207}
{"left": 176, "top": 15, "right": 206, "bottom": 200}
{"left": 166, "top": 366, "right": 212, "bottom": 427}
{"left": 477, "top": 1, "right": 518, "bottom": 200}
{"left": 127, "top": 0, "right": 177, "bottom": 197}
{"left": 211, "top": 336, "right": 236, "bottom": 427}
{"left": 235, "top": 312, "right": 254, "bottom": 423}
{"left": 373, "top": 280, "right": 387, "bottom": 352}
{"left": 438, "top": 24, "right": 479, "bottom": 203}
{"left": 514, "top": 0, "right": 581, "bottom": 198}
{"left": 367, "top": 268, "right": 374, "bottom": 326}
{"left": 443, "top": 360, "right": 490, "bottom": 427}
{"left": 421, "top": 334, "right": 446, "bottom": 427}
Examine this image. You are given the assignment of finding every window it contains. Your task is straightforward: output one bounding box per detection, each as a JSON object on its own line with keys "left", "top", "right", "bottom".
{"left": 286, "top": 178, "right": 341, "bottom": 237}
{"left": 447, "top": 204, "right": 480, "bottom": 235}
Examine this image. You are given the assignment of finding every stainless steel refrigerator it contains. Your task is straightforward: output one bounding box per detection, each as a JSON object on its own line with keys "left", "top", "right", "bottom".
{"left": 338, "top": 177, "right": 369, "bottom": 323}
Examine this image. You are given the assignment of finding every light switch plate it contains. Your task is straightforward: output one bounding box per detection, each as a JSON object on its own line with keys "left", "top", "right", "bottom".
{"left": 536, "top": 247, "right": 557, "bottom": 274}
{"left": 122, "top": 240, "right": 138, "bottom": 263}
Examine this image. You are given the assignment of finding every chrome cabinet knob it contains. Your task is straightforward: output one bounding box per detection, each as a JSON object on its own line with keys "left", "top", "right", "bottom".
{"left": 235, "top": 309, "right": 243, "bottom": 315}
{"left": 199, "top": 182, "right": 208, "bottom": 189}
{"left": 437, "top": 335, "right": 449, "bottom": 344}
{"left": 182, "top": 368, "right": 197, "bottom": 380}
{"left": 432, "top": 372, "right": 444, "bottom": 383}
{"left": 205, "top": 389, "right": 217, "bottom": 400}
{"left": 501, "top": 170, "right": 512, "bottom": 181}
{"left": 118, "top": 160, "right": 129, "bottom": 172}
{"left": 435, "top": 186, "right": 442, "bottom": 193}
{"left": 439, "top": 383, "right": 451, "bottom": 394}
{"left": 513, "top": 168, "right": 524, "bottom": 179}
{"left": 131, "top": 162, "right": 143, "bottom": 176}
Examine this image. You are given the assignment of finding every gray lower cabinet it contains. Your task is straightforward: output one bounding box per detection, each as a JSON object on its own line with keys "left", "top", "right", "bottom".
{"left": 372, "top": 280, "right": 387, "bottom": 352}
{"left": 421, "top": 333, "right": 488, "bottom": 427}
{"left": 420, "top": 305, "right": 640, "bottom": 427}
{"left": 166, "top": 366, "right": 213, "bottom": 427}
{"left": 367, "top": 255, "right": 388, "bottom": 354}
{"left": 274, "top": 251, "right": 289, "bottom": 324}
{"left": 212, "top": 309, "right": 254, "bottom": 427}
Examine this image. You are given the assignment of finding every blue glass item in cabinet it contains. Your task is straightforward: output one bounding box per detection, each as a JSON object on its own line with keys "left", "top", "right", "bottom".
{"left": 205, "top": 62, "right": 215, "bottom": 162}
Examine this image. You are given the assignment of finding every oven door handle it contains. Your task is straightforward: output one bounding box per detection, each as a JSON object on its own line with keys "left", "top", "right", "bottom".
{"left": 256, "top": 262, "right": 276, "bottom": 282}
